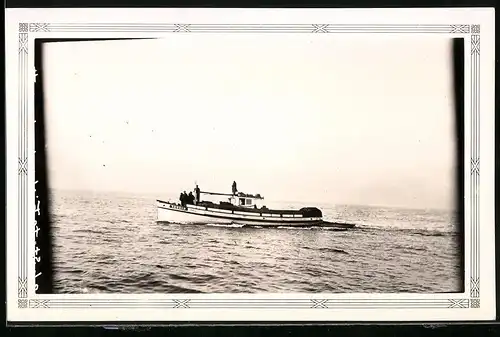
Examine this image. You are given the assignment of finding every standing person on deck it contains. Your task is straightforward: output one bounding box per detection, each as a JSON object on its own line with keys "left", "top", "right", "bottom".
{"left": 194, "top": 185, "right": 201, "bottom": 204}
{"left": 187, "top": 192, "right": 195, "bottom": 205}
{"left": 180, "top": 191, "right": 188, "bottom": 207}
{"left": 232, "top": 181, "right": 238, "bottom": 195}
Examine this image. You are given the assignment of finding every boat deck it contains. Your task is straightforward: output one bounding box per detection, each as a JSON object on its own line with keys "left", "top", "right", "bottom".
{"left": 157, "top": 199, "right": 317, "bottom": 216}
{"left": 195, "top": 201, "right": 303, "bottom": 215}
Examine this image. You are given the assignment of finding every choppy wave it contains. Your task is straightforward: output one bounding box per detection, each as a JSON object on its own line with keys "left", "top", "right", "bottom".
{"left": 303, "top": 246, "right": 348, "bottom": 254}
{"left": 51, "top": 190, "right": 463, "bottom": 294}
{"left": 352, "top": 224, "right": 459, "bottom": 237}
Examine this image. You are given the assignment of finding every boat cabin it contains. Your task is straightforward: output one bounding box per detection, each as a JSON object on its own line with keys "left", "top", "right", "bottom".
{"left": 196, "top": 189, "right": 265, "bottom": 209}
{"left": 228, "top": 192, "right": 264, "bottom": 209}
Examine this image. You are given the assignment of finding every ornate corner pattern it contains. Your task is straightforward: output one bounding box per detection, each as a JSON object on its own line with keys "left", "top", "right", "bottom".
{"left": 471, "top": 35, "right": 480, "bottom": 55}
{"left": 18, "top": 299, "right": 28, "bottom": 308}
{"left": 18, "top": 33, "right": 28, "bottom": 54}
{"left": 19, "top": 22, "right": 29, "bottom": 32}
{"left": 448, "top": 299, "right": 469, "bottom": 308}
{"left": 18, "top": 277, "right": 28, "bottom": 298}
{"left": 29, "top": 23, "right": 50, "bottom": 32}
{"left": 450, "top": 25, "right": 470, "bottom": 33}
{"left": 471, "top": 277, "right": 480, "bottom": 298}
{"left": 470, "top": 299, "right": 480, "bottom": 308}
{"left": 29, "top": 299, "right": 50, "bottom": 308}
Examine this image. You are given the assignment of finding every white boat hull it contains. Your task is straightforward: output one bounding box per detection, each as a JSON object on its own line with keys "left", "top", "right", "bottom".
{"left": 156, "top": 200, "right": 323, "bottom": 227}
{"left": 157, "top": 206, "right": 232, "bottom": 224}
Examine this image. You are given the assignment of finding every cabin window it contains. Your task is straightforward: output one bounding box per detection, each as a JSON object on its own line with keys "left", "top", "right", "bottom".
{"left": 239, "top": 198, "right": 245, "bottom": 205}
{"left": 246, "top": 199, "right": 252, "bottom": 205}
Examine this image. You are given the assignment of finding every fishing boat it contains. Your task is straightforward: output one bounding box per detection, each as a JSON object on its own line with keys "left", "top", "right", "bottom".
{"left": 156, "top": 186, "right": 355, "bottom": 229}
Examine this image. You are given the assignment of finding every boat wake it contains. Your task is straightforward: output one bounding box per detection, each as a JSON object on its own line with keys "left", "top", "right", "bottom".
{"left": 277, "top": 226, "right": 313, "bottom": 230}
{"left": 162, "top": 221, "right": 354, "bottom": 231}
{"left": 353, "top": 223, "right": 458, "bottom": 237}
{"left": 318, "top": 226, "right": 351, "bottom": 231}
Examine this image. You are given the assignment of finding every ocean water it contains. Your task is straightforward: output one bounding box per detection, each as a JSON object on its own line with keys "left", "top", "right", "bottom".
{"left": 50, "top": 190, "right": 463, "bottom": 294}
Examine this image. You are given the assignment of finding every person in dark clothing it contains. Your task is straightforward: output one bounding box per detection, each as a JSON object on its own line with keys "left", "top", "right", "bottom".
{"left": 187, "top": 192, "right": 195, "bottom": 205}
{"left": 180, "top": 191, "right": 188, "bottom": 207}
{"left": 232, "top": 181, "right": 238, "bottom": 195}
{"left": 179, "top": 192, "right": 184, "bottom": 206}
{"left": 194, "top": 185, "right": 201, "bottom": 204}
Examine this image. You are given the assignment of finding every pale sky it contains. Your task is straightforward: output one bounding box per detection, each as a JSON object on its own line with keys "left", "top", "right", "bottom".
{"left": 43, "top": 36, "right": 456, "bottom": 209}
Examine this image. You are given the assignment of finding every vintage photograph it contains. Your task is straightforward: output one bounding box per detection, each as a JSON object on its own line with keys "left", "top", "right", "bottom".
{"left": 40, "top": 35, "right": 463, "bottom": 294}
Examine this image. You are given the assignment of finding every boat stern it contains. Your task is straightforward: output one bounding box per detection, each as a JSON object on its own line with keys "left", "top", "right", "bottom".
{"left": 299, "top": 207, "right": 323, "bottom": 219}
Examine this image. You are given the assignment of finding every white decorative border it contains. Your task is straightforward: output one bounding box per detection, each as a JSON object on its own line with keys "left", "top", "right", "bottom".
{"left": 5, "top": 8, "right": 495, "bottom": 322}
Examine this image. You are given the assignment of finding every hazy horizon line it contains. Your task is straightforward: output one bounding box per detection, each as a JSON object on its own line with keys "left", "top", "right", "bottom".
{"left": 48, "top": 186, "right": 457, "bottom": 213}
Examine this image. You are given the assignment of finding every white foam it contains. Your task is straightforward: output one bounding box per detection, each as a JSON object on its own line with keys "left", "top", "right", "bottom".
{"left": 277, "top": 226, "right": 313, "bottom": 230}
{"left": 206, "top": 223, "right": 244, "bottom": 228}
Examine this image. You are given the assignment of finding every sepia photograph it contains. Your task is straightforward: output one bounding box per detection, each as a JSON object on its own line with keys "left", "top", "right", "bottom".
{"left": 5, "top": 7, "right": 496, "bottom": 324}
{"left": 40, "top": 35, "right": 463, "bottom": 294}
